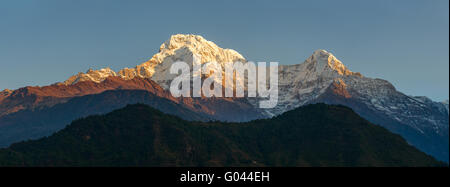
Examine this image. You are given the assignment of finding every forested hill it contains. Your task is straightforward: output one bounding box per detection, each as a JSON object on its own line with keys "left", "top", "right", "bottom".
{"left": 0, "top": 103, "right": 444, "bottom": 167}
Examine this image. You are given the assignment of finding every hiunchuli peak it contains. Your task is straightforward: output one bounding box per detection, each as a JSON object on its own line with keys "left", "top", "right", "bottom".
{"left": 304, "top": 49, "right": 361, "bottom": 77}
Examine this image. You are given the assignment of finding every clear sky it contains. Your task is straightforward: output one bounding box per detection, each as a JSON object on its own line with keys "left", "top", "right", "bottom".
{"left": 0, "top": 0, "right": 448, "bottom": 101}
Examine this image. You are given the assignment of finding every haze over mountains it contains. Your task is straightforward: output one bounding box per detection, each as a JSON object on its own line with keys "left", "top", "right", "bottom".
{"left": 0, "top": 34, "right": 448, "bottom": 163}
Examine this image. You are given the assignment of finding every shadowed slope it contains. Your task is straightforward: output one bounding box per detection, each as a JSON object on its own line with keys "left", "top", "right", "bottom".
{"left": 0, "top": 103, "right": 444, "bottom": 167}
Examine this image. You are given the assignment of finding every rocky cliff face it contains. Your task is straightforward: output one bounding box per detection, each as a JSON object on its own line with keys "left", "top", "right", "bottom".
{"left": 0, "top": 76, "right": 263, "bottom": 122}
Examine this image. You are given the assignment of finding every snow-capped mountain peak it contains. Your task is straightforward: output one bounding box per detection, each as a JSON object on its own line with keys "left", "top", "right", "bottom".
{"left": 143, "top": 34, "right": 245, "bottom": 67}
{"left": 62, "top": 34, "right": 246, "bottom": 88}
{"left": 158, "top": 34, "right": 244, "bottom": 61}
{"left": 305, "top": 49, "right": 361, "bottom": 77}
{"left": 63, "top": 67, "right": 117, "bottom": 85}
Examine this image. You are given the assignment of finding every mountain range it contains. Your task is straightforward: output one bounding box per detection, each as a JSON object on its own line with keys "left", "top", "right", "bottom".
{"left": 0, "top": 34, "right": 448, "bottom": 163}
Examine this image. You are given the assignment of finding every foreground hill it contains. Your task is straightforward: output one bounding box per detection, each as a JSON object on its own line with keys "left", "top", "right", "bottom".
{"left": 0, "top": 103, "right": 443, "bottom": 167}
{"left": 0, "top": 84, "right": 264, "bottom": 148}
{"left": 0, "top": 90, "right": 209, "bottom": 148}
{"left": 1, "top": 34, "right": 447, "bottom": 162}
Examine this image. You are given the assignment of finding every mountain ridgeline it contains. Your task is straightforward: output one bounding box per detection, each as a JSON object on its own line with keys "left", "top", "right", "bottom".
{"left": 0, "top": 34, "right": 448, "bottom": 163}
{"left": 0, "top": 103, "right": 444, "bottom": 167}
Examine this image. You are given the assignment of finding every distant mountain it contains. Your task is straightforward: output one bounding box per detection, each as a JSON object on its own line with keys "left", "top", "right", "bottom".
{"left": 0, "top": 103, "right": 444, "bottom": 167}
{"left": 0, "top": 75, "right": 263, "bottom": 121}
{"left": 0, "top": 76, "right": 171, "bottom": 117}
{"left": 263, "top": 49, "right": 449, "bottom": 162}
{"left": 0, "top": 34, "right": 447, "bottom": 162}
{"left": 0, "top": 87, "right": 265, "bottom": 148}
{"left": 0, "top": 89, "right": 207, "bottom": 148}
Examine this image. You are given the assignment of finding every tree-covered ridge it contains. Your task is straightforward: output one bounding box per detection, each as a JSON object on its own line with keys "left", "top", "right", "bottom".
{"left": 0, "top": 103, "right": 445, "bottom": 167}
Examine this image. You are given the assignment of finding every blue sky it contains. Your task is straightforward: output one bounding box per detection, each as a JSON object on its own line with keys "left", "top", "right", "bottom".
{"left": 0, "top": 0, "right": 448, "bottom": 101}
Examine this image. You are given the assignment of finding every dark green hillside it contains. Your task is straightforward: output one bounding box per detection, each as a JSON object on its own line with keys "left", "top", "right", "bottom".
{"left": 0, "top": 103, "right": 444, "bottom": 167}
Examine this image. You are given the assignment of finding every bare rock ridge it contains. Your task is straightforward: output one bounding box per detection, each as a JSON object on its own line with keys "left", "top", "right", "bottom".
{"left": 63, "top": 68, "right": 117, "bottom": 85}
{"left": 0, "top": 76, "right": 262, "bottom": 122}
